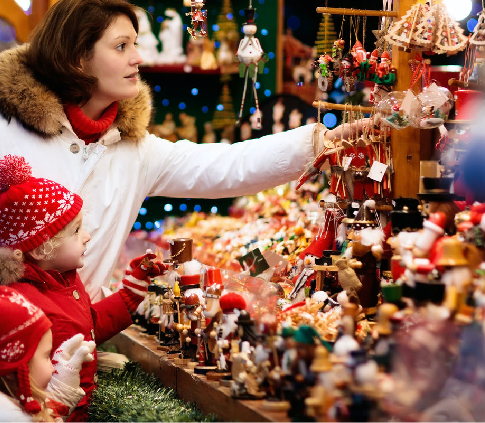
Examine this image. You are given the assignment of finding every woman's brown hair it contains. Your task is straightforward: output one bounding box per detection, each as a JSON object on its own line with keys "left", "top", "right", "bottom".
{"left": 25, "top": 0, "right": 140, "bottom": 105}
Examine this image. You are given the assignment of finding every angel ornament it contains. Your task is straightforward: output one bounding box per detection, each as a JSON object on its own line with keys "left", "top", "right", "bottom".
{"left": 236, "top": 3, "right": 268, "bottom": 129}
{"left": 186, "top": 1, "right": 207, "bottom": 40}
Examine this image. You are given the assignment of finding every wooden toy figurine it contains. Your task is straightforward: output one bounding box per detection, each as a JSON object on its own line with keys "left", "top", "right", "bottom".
{"left": 235, "top": 1, "right": 268, "bottom": 128}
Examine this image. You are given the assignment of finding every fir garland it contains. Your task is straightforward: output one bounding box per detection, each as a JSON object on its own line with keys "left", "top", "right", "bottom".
{"left": 88, "top": 361, "right": 218, "bottom": 422}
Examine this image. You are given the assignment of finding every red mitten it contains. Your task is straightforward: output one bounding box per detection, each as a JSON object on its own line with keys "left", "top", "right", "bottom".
{"left": 122, "top": 250, "right": 168, "bottom": 298}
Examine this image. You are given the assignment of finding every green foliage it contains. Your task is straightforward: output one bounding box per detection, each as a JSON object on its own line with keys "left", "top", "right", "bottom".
{"left": 88, "top": 361, "right": 218, "bottom": 422}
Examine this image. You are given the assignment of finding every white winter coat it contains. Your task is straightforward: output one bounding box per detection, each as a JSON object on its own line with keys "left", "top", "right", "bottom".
{"left": 0, "top": 46, "right": 318, "bottom": 302}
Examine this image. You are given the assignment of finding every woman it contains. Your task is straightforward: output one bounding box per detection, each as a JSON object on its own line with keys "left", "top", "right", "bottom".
{"left": 0, "top": 0, "right": 364, "bottom": 302}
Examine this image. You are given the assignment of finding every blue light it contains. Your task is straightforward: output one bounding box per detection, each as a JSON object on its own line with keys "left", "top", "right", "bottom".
{"left": 162, "top": 99, "right": 169, "bottom": 106}
{"left": 468, "top": 18, "right": 478, "bottom": 32}
{"left": 227, "top": 13, "right": 233, "bottom": 20}
{"left": 261, "top": 29, "right": 268, "bottom": 36}
{"left": 323, "top": 113, "right": 338, "bottom": 128}
{"left": 148, "top": 6, "right": 155, "bottom": 13}
{"left": 212, "top": 24, "right": 220, "bottom": 31}
{"left": 157, "top": 16, "right": 164, "bottom": 23}
{"left": 191, "top": 88, "right": 198, "bottom": 95}
{"left": 264, "top": 89, "right": 271, "bottom": 97}
{"left": 334, "top": 77, "right": 343, "bottom": 89}
{"left": 214, "top": 41, "right": 221, "bottom": 48}
{"left": 183, "top": 24, "right": 188, "bottom": 31}
{"left": 194, "top": 204, "right": 202, "bottom": 212}
{"left": 239, "top": 9, "right": 245, "bottom": 16}
{"left": 139, "top": 207, "right": 147, "bottom": 215}
{"left": 264, "top": 68, "right": 269, "bottom": 74}
{"left": 202, "top": 106, "right": 209, "bottom": 113}
{"left": 180, "top": 203, "right": 188, "bottom": 211}
{"left": 287, "top": 15, "right": 301, "bottom": 31}
{"left": 145, "top": 197, "right": 149, "bottom": 201}
{"left": 154, "top": 221, "right": 161, "bottom": 229}
{"left": 268, "top": 52, "right": 275, "bottom": 59}
{"left": 179, "top": 102, "right": 186, "bottom": 110}
{"left": 250, "top": 107, "right": 256, "bottom": 114}
{"left": 154, "top": 85, "right": 161, "bottom": 92}
{"left": 211, "top": 206, "right": 218, "bottom": 213}
{"left": 255, "top": 82, "right": 261, "bottom": 89}
{"left": 164, "top": 203, "right": 173, "bottom": 212}
{"left": 133, "top": 222, "right": 141, "bottom": 230}
{"left": 145, "top": 221, "right": 154, "bottom": 230}
{"left": 216, "top": 104, "right": 224, "bottom": 111}
{"left": 258, "top": 0, "right": 264, "bottom": 3}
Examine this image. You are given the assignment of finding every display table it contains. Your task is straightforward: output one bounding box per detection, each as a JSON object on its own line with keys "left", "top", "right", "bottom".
{"left": 111, "top": 326, "right": 290, "bottom": 422}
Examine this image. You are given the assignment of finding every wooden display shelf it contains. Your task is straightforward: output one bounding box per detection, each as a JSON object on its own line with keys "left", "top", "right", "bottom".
{"left": 110, "top": 326, "right": 290, "bottom": 422}
{"left": 139, "top": 63, "right": 240, "bottom": 75}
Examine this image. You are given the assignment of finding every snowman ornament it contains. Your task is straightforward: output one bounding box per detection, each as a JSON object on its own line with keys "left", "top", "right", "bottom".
{"left": 235, "top": 2, "right": 267, "bottom": 129}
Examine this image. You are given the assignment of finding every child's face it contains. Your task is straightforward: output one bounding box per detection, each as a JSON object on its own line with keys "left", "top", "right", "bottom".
{"left": 49, "top": 212, "right": 91, "bottom": 273}
{"left": 29, "top": 329, "right": 55, "bottom": 392}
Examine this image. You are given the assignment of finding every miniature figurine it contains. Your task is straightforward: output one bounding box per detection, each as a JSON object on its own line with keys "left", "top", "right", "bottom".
{"left": 235, "top": 3, "right": 267, "bottom": 128}
{"left": 186, "top": 0, "right": 207, "bottom": 39}
{"left": 135, "top": 9, "right": 160, "bottom": 66}
{"left": 158, "top": 9, "right": 187, "bottom": 64}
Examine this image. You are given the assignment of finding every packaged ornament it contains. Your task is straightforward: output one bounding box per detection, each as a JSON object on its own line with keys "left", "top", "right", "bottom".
{"left": 378, "top": 90, "right": 421, "bottom": 130}
{"left": 415, "top": 83, "right": 454, "bottom": 129}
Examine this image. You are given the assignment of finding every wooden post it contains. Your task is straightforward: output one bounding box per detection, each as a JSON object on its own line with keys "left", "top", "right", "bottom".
{"left": 390, "top": 0, "right": 434, "bottom": 198}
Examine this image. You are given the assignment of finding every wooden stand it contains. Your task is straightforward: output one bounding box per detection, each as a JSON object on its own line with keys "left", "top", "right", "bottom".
{"left": 110, "top": 326, "right": 290, "bottom": 422}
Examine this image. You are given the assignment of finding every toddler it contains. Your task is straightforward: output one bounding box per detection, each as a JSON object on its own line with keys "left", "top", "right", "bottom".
{"left": 0, "top": 155, "right": 166, "bottom": 421}
{"left": 0, "top": 285, "right": 94, "bottom": 422}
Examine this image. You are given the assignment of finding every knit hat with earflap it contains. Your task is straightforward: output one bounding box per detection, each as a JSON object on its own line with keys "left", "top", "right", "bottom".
{"left": 0, "top": 155, "right": 83, "bottom": 252}
{"left": 0, "top": 286, "right": 52, "bottom": 414}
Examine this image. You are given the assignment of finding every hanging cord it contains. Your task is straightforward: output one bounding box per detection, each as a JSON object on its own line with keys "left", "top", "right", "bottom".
{"left": 409, "top": 53, "right": 426, "bottom": 92}
{"left": 461, "top": 42, "right": 476, "bottom": 82}
{"left": 339, "top": 15, "right": 345, "bottom": 40}
{"left": 362, "top": 16, "right": 367, "bottom": 48}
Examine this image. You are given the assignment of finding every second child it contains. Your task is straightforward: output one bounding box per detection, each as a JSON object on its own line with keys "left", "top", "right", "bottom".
{"left": 0, "top": 155, "right": 167, "bottom": 421}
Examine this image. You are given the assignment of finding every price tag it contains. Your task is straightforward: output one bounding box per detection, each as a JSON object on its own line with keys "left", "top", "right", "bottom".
{"left": 368, "top": 161, "right": 388, "bottom": 182}
{"left": 343, "top": 156, "right": 353, "bottom": 171}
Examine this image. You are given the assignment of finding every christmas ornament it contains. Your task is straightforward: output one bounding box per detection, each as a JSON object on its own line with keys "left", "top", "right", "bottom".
{"left": 379, "top": 90, "right": 421, "bottom": 130}
{"left": 186, "top": 1, "right": 208, "bottom": 40}
{"left": 235, "top": 1, "right": 268, "bottom": 128}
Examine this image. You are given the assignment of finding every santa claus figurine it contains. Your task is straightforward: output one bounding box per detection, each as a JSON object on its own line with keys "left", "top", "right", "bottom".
{"left": 215, "top": 292, "right": 247, "bottom": 371}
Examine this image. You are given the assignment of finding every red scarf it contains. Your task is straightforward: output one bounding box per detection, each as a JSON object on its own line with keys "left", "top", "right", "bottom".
{"left": 64, "top": 102, "right": 118, "bottom": 145}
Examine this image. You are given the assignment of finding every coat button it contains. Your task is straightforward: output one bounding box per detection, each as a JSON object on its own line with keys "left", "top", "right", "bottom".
{"left": 91, "top": 329, "right": 95, "bottom": 340}
{"left": 70, "top": 143, "right": 80, "bottom": 154}
{"left": 73, "top": 290, "right": 80, "bottom": 300}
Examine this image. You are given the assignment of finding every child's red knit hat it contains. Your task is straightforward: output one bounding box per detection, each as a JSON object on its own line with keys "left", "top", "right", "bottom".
{"left": 0, "top": 155, "right": 83, "bottom": 252}
{"left": 0, "top": 286, "right": 52, "bottom": 414}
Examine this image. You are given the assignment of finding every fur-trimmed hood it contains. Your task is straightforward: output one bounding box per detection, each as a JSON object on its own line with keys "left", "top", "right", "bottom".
{"left": 0, "top": 45, "right": 153, "bottom": 140}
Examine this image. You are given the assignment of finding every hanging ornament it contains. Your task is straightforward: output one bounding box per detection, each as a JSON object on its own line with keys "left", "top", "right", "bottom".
{"left": 235, "top": 1, "right": 268, "bottom": 128}
{"left": 385, "top": 0, "right": 467, "bottom": 55}
{"left": 315, "top": 54, "right": 334, "bottom": 92}
{"left": 470, "top": 10, "right": 485, "bottom": 50}
{"left": 331, "top": 38, "right": 345, "bottom": 75}
{"left": 379, "top": 90, "right": 421, "bottom": 130}
{"left": 340, "top": 53, "right": 355, "bottom": 92}
{"left": 373, "top": 17, "right": 393, "bottom": 55}
{"left": 186, "top": 1, "right": 208, "bottom": 40}
{"left": 416, "top": 83, "right": 454, "bottom": 128}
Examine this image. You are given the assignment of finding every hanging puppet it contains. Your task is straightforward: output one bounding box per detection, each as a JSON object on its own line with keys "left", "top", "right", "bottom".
{"left": 235, "top": 1, "right": 268, "bottom": 129}
{"left": 186, "top": 1, "right": 208, "bottom": 40}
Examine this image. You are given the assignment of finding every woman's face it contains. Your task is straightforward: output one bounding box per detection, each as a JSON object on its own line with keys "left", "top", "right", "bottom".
{"left": 80, "top": 14, "right": 143, "bottom": 108}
